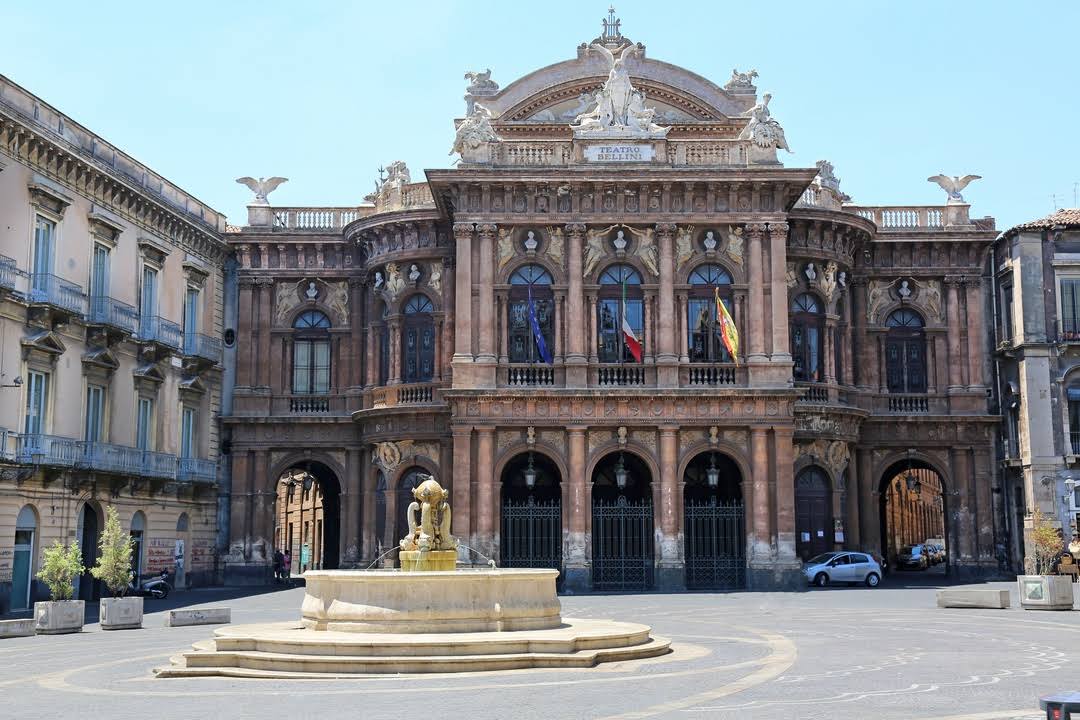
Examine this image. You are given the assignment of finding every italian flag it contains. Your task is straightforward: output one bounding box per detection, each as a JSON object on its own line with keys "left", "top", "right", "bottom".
{"left": 716, "top": 286, "right": 739, "bottom": 363}
{"left": 622, "top": 279, "right": 642, "bottom": 363}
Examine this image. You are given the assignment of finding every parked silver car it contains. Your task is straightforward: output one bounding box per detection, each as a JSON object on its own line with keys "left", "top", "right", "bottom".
{"left": 804, "top": 551, "right": 883, "bottom": 587}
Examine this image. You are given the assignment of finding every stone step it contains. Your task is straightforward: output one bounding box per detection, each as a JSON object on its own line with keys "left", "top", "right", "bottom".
{"left": 155, "top": 635, "right": 671, "bottom": 677}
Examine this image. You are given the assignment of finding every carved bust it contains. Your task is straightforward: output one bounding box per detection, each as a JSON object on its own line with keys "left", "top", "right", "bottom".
{"left": 613, "top": 230, "right": 628, "bottom": 251}
{"left": 374, "top": 271, "right": 384, "bottom": 289}
{"left": 524, "top": 230, "right": 538, "bottom": 252}
{"left": 703, "top": 230, "right": 717, "bottom": 251}
{"left": 408, "top": 264, "right": 421, "bottom": 283}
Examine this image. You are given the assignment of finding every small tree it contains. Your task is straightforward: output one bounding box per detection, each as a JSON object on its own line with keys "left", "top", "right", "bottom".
{"left": 37, "top": 540, "right": 85, "bottom": 601}
{"left": 1029, "top": 508, "right": 1063, "bottom": 575}
{"left": 91, "top": 505, "right": 134, "bottom": 597}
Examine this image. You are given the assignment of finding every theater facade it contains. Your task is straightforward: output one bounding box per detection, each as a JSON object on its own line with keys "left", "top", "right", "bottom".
{"left": 223, "top": 15, "right": 1001, "bottom": 590}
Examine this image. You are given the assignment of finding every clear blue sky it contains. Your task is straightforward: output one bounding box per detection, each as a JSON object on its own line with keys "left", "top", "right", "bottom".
{"left": 2, "top": 1, "right": 1076, "bottom": 231}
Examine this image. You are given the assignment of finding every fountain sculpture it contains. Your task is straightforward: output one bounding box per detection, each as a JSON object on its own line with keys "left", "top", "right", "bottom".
{"left": 155, "top": 475, "right": 669, "bottom": 677}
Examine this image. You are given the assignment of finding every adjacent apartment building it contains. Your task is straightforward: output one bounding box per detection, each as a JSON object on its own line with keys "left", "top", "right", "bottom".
{"left": 0, "top": 76, "right": 228, "bottom": 612}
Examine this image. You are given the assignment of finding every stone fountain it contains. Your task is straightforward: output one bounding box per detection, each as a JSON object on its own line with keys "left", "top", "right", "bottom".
{"left": 155, "top": 476, "right": 669, "bottom": 678}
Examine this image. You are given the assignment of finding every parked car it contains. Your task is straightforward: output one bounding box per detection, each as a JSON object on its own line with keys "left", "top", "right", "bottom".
{"left": 897, "top": 544, "right": 930, "bottom": 570}
{"left": 930, "top": 545, "right": 946, "bottom": 564}
{"left": 804, "top": 551, "right": 883, "bottom": 587}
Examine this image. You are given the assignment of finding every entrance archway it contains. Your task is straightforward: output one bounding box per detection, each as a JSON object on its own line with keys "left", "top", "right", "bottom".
{"left": 683, "top": 451, "right": 745, "bottom": 590}
{"left": 274, "top": 461, "right": 341, "bottom": 574}
{"left": 795, "top": 466, "right": 832, "bottom": 561}
{"left": 879, "top": 460, "right": 947, "bottom": 573}
{"left": 76, "top": 502, "right": 102, "bottom": 601}
{"left": 500, "top": 451, "right": 562, "bottom": 574}
{"left": 591, "top": 451, "right": 653, "bottom": 591}
{"left": 12, "top": 505, "right": 38, "bottom": 610}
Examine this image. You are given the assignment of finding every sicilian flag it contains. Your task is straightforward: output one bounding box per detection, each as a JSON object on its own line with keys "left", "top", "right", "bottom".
{"left": 527, "top": 283, "right": 553, "bottom": 365}
{"left": 716, "top": 286, "right": 739, "bottom": 364}
{"left": 622, "top": 278, "right": 643, "bottom": 363}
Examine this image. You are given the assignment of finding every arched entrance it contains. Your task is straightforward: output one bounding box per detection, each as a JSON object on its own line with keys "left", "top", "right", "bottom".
{"left": 130, "top": 511, "right": 146, "bottom": 581}
{"left": 795, "top": 467, "right": 832, "bottom": 561}
{"left": 274, "top": 461, "right": 341, "bottom": 574}
{"left": 591, "top": 451, "right": 653, "bottom": 591}
{"left": 879, "top": 459, "right": 948, "bottom": 574}
{"left": 500, "top": 451, "right": 562, "bottom": 574}
{"left": 683, "top": 451, "right": 745, "bottom": 590}
{"left": 12, "top": 505, "right": 38, "bottom": 610}
{"left": 393, "top": 467, "right": 430, "bottom": 567}
{"left": 76, "top": 502, "right": 102, "bottom": 601}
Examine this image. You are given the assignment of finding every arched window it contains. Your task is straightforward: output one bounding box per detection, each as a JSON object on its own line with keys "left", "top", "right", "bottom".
{"left": 790, "top": 294, "right": 823, "bottom": 382}
{"left": 885, "top": 309, "right": 926, "bottom": 393}
{"left": 687, "top": 264, "right": 735, "bottom": 362}
{"left": 293, "top": 310, "right": 331, "bottom": 394}
{"left": 402, "top": 294, "right": 435, "bottom": 382}
{"left": 508, "top": 265, "right": 554, "bottom": 363}
{"left": 598, "top": 265, "right": 643, "bottom": 364}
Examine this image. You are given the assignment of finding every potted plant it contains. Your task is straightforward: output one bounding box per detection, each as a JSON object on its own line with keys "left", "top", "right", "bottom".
{"left": 34, "top": 540, "right": 85, "bottom": 634}
{"left": 92, "top": 505, "right": 143, "bottom": 630}
{"left": 1018, "top": 508, "right": 1075, "bottom": 610}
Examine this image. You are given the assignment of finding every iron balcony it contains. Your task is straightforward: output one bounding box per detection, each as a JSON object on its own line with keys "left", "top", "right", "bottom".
{"left": 141, "top": 450, "right": 178, "bottom": 479}
{"left": 28, "top": 273, "right": 87, "bottom": 317}
{"left": 15, "top": 434, "right": 82, "bottom": 467}
{"left": 88, "top": 295, "right": 139, "bottom": 334}
{"left": 183, "top": 332, "right": 223, "bottom": 364}
{"left": 137, "top": 315, "right": 183, "bottom": 350}
{"left": 0, "top": 254, "right": 17, "bottom": 292}
{"left": 178, "top": 457, "right": 217, "bottom": 484}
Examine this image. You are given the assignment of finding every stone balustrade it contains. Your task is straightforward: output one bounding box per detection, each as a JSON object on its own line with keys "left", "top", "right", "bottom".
{"left": 850, "top": 205, "right": 948, "bottom": 230}
{"left": 271, "top": 207, "right": 369, "bottom": 231}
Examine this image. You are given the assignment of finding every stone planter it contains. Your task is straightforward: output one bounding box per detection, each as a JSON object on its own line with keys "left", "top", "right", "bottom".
{"left": 34, "top": 600, "right": 85, "bottom": 634}
{"left": 100, "top": 596, "right": 143, "bottom": 630}
{"left": 1018, "top": 575, "right": 1075, "bottom": 610}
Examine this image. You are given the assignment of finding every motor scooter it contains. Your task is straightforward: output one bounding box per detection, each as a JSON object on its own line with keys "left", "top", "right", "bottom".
{"left": 129, "top": 571, "right": 171, "bottom": 600}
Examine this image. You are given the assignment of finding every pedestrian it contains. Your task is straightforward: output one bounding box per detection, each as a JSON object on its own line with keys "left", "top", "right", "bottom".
{"left": 272, "top": 548, "right": 284, "bottom": 584}
{"left": 282, "top": 550, "right": 292, "bottom": 585}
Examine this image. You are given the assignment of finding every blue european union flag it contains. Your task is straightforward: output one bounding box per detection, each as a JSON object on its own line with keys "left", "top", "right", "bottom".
{"left": 527, "top": 283, "right": 553, "bottom": 365}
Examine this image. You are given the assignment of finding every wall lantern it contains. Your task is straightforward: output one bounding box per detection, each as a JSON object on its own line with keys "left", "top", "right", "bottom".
{"left": 523, "top": 452, "right": 538, "bottom": 490}
{"left": 614, "top": 453, "right": 630, "bottom": 490}
{"left": 705, "top": 453, "right": 720, "bottom": 488}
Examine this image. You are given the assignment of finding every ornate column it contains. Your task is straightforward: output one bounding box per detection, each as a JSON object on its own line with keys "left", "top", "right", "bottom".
{"left": 442, "top": 256, "right": 456, "bottom": 384}
{"left": 451, "top": 223, "right": 474, "bottom": 370}
{"left": 773, "top": 426, "right": 797, "bottom": 564}
{"left": 750, "top": 428, "right": 771, "bottom": 561}
{"left": 823, "top": 320, "right": 836, "bottom": 385}
{"left": 945, "top": 277, "right": 964, "bottom": 391}
{"left": 587, "top": 294, "right": 599, "bottom": 364}
{"left": 851, "top": 278, "right": 870, "bottom": 390}
{"left": 952, "top": 446, "right": 974, "bottom": 562}
{"left": 236, "top": 278, "right": 254, "bottom": 388}
{"left": 656, "top": 223, "right": 678, "bottom": 387}
{"left": 746, "top": 224, "right": 767, "bottom": 363}
{"left": 451, "top": 427, "right": 472, "bottom": 557}
{"left": 841, "top": 289, "right": 854, "bottom": 386}
{"left": 349, "top": 277, "right": 365, "bottom": 388}
{"left": 768, "top": 222, "right": 792, "bottom": 362}
{"left": 475, "top": 427, "right": 496, "bottom": 558}
{"left": 857, "top": 448, "right": 878, "bottom": 552}
{"left": 553, "top": 293, "right": 564, "bottom": 365}
{"left": 877, "top": 335, "right": 888, "bottom": 393}
{"left": 433, "top": 318, "right": 444, "bottom": 382}
{"left": 678, "top": 294, "right": 690, "bottom": 363}
{"left": 341, "top": 448, "right": 362, "bottom": 566}
{"left": 565, "top": 224, "right": 587, "bottom": 387}
{"left": 658, "top": 426, "right": 683, "bottom": 589}
{"left": 564, "top": 427, "right": 589, "bottom": 592}
{"left": 475, "top": 224, "right": 497, "bottom": 367}
{"left": 844, "top": 450, "right": 861, "bottom": 549}
{"left": 497, "top": 296, "right": 508, "bottom": 364}
{"left": 388, "top": 319, "right": 401, "bottom": 385}
{"left": 643, "top": 294, "right": 654, "bottom": 364}
{"left": 366, "top": 322, "right": 379, "bottom": 387}
{"left": 360, "top": 448, "right": 377, "bottom": 564}
{"left": 256, "top": 279, "right": 273, "bottom": 387}
{"left": 965, "top": 277, "right": 985, "bottom": 389}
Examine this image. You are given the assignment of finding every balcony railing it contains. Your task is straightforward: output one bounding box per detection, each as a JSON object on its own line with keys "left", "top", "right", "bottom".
{"left": 0, "top": 427, "right": 16, "bottom": 461}
{"left": 141, "top": 450, "right": 178, "bottom": 479}
{"left": 263, "top": 394, "right": 353, "bottom": 415}
{"left": 872, "top": 393, "right": 948, "bottom": 414}
{"left": 506, "top": 364, "right": 556, "bottom": 387}
{"left": 1071, "top": 431, "right": 1080, "bottom": 456}
{"left": 686, "top": 364, "right": 738, "bottom": 386}
{"left": 371, "top": 383, "right": 441, "bottom": 409}
{"left": 183, "top": 332, "right": 223, "bottom": 364}
{"left": 596, "top": 365, "right": 646, "bottom": 387}
{"left": 137, "top": 315, "right": 183, "bottom": 349}
{"left": 796, "top": 383, "right": 830, "bottom": 403}
{"left": 88, "top": 296, "right": 139, "bottom": 334}
{"left": 1061, "top": 318, "right": 1080, "bottom": 342}
{"left": 850, "top": 206, "right": 945, "bottom": 229}
{"left": 0, "top": 255, "right": 17, "bottom": 291}
{"left": 178, "top": 457, "right": 217, "bottom": 484}
{"left": 79, "top": 441, "right": 144, "bottom": 475}
{"left": 287, "top": 395, "right": 331, "bottom": 413}
{"left": 15, "top": 434, "right": 82, "bottom": 467}
{"left": 29, "top": 273, "right": 87, "bottom": 316}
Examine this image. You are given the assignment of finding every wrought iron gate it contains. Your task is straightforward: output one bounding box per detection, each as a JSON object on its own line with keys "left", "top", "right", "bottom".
{"left": 684, "top": 498, "right": 746, "bottom": 590}
{"left": 592, "top": 496, "right": 654, "bottom": 590}
{"left": 500, "top": 497, "right": 562, "bottom": 573}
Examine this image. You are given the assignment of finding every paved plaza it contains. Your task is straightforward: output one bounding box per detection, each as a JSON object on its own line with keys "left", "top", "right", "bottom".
{"left": 2, "top": 579, "right": 1075, "bottom": 720}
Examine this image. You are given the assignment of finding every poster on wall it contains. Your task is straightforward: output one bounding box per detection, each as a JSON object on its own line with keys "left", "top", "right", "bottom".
{"left": 147, "top": 538, "right": 175, "bottom": 573}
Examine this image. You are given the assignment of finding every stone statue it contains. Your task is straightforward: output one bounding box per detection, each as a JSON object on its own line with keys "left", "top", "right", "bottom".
{"left": 898, "top": 279, "right": 913, "bottom": 299}
{"left": 927, "top": 174, "right": 981, "bottom": 203}
{"left": 305, "top": 281, "right": 318, "bottom": 300}
{"left": 545, "top": 227, "right": 564, "bottom": 266}
{"left": 408, "top": 264, "right": 421, "bottom": 283}
{"left": 703, "top": 230, "right": 718, "bottom": 251}
{"left": 613, "top": 230, "right": 628, "bottom": 251}
{"left": 235, "top": 176, "right": 288, "bottom": 205}
{"left": 839, "top": 271, "right": 847, "bottom": 288}
{"left": 571, "top": 43, "right": 668, "bottom": 138}
{"left": 464, "top": 68, "right": 499, "bottom": 95}
{"left": 805, "top": 262, "right": 817, "bottom": 282}
{"left": 739, "top": 93, "right": 791, "bottom": 153}
{"left": 583, "top": 233, "right": 606, "bottom": 278}
{"left": 866, "top": 280, "right": 891, "bottom": 323}
{"left": 451, "top": 103, "right": 500, "bottom": 157}
{"left": 726, "top": 227, "right": 744, "bottom": 265}
{"left": 399, "top": 476, "right": 457, "bottom": 553}
{"left": 384, "top": 263, "right": 406, "bottom": 297}
{"left": 497, "top": 228, "right": 514, "bottom": 269}
{"left": 815, "top": 160, "right": 841, "bottom": 192}
{"left": 786, "top": 261, "right": 798, "bottom": 288}
{"left": 923, "top": 279, "right": 942, "bottom": 320}
{"left": 524, "top": 230, "right": 538, "bottom": 252}
{"left": 675, "top": 227, "right": 694, "bottom": 268}
{"left": 725, "top": 68, "right": 759, "bottom": 91}
{"left": 374, "top": 271, "right": 384, "bottom": 290}
{"left": 634, "top": 230, "right": 659, "bottom": 277}
{"left": 820, "top": 261, "right": 838, "bottom": 301}
{"left": 428, "top": 262, "right": 442, "bottom": 294}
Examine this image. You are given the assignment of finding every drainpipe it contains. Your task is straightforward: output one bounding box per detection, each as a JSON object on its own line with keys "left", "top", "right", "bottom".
{"left": 217, "top": 255, "right": 239, "bottom": 570}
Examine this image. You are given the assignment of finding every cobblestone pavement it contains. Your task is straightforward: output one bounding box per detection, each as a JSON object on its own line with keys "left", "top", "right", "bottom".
{"left": 2, "top": 580, "right": 1073, "bottom": 720}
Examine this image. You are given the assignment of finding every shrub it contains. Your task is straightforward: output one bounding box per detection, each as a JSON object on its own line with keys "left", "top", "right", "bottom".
{"left": 37, "top": 540, "right": 85, "bottom": 601}
{"left": 1029, "top": 508, "right": 1063, "bottom": 575}
{"left": 91, "top": 505, "right": 134, "bottom": 597}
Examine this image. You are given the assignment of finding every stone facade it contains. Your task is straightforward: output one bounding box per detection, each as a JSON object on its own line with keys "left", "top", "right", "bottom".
{"left": 0, "top": 75, "right": 227, "bottom": 611}
{"left": 994, "top": 208, "right": 1080, "bottom": 572}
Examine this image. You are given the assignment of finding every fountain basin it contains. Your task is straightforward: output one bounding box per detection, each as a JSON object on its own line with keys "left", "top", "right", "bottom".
{"left": 300, "top": 568, "right": 562, "bottom": 633}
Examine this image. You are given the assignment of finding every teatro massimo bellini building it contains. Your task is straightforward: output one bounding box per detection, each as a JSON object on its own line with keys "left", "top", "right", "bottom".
{"left": 224, "top": 16, "right": 1001, "bottom": 591}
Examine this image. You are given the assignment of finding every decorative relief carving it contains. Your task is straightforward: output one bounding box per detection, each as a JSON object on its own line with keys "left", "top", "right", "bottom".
{"left": 726, "top": 227, "right": 744, "bottom": 265}
{"left": 538, "top": 430, "right": 566, "bottom": 453}
{"left": 786, "top": 261, "right": 798, "bottom": 288}
{"left": 866, "top": 279, "right": 891, "bottom": 323}
{"left": 497, "top": 228, "right": 514, "bottom": 271}
{"left": 275, "top": 282, "right": 300, "bottom": 325}
{"left": 384, "top": 263, "right": 407, "bottom": 298}
{"left": 583, "top": 230, "right": 606, "bottom": 278}
{"left": 631, "top": 430, "right": 656, "bottom": 453}
{"left": 497, "top": 430, "right": 521, "bottom": 454}
{"left": 545, "top": 226, "right": 564, "bottom": 267}
{"left": 633, "top": 227, "right": 659, "bottom": 277}
{"left": 675, "top": 226, "right": 694, "bottom": 269}
{"left": 797, "top": 438, "right": 850, "bottom": 475}
{"left": 922, "top": 279, "right": 943, "bottom": 321}
{"left": 428, "top": 262, "right": 443, "bottom": 294}
{"left": 722, "top": 429, "right": 749, "bottom": 449}
{"left": 323, "top": 280, "right": 349, "bottom": 323}
{"left": 372, "top": 441, "right": 403, "bottom": 472}
{"left": 819, "top": 261, "right": 838, "bottom": 303}
{"left": 589, "top": 430, "right": 614, "bottom": 453}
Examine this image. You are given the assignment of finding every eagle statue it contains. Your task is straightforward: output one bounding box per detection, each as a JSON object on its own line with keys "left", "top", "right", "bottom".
{"left": 236, "top": 176, "right": 288, "bottom": 205}
{"left": 927, "top": 174, "right": 981, "bottom": 203}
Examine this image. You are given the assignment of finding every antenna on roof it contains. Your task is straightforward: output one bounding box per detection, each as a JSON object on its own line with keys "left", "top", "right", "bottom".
{"left": 1051, "top": 193, "right": 1062, "bottom": 211}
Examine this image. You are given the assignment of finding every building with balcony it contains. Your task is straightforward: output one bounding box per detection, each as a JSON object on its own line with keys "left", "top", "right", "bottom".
{"left": 222, "top": 15, "right": 1000, "bottom": 590}
{"left": 0, "top": 74, "right": 228, "bottom": 612}
{"left": 994, "top": 208, "right": 1080, "bottom": 570}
